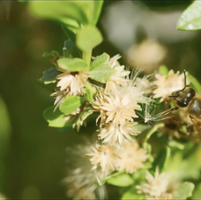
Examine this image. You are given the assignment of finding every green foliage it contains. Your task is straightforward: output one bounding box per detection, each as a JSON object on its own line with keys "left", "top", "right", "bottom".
{"left": 76, "top": 26, "right": 103, "bottom": 53}
{"left": 152, "top": 146, "right": 171, "bottom": 172}
{"left": 28, "top": 1, "right": 103, "bottom": 28}
{"left": 63, "top": 40, "right": 75, "bottom": 57}
{"left": 187, "top": 73, "right": 201, "bottom": 93}
{"left": 43, "top": 106, "right": 74, "bottom": 128}
{"left": 173, "top": 182, "right": 195, "bottom": 199}
{"left": 106, "top": 172, "right": 134, "bottom": 187}
{"left": 121, "top": 186, "right": 144, "bottom": 200}
{"left": 0, "top": 95, "right": 11, "bottom": 158}
{"left": 40, "top": 67, "right": 60, "bottom": 84}
{"left": 58, "top": 58, "right": 89, "bottom": 72}
{"left": 158, "top": 65, "right": 169, "bottom": 75}
{"left": 59, "top": 96, "right": 87, "bottom": 115}
{"left": 192, "top": 183, "right": 201, "bottom": 199}
{"left": 85, "top": 81, "right": 97, "bottom": 103}
{"left": 90, "top": 53, "right": 110, "bottom": 71}
{"left": 89, "top": 64, "right": 116, "bottom": 83}
{"left": 177, "top": 1, "right": 201, "bottom": 30}
{"left": 73, "top": 104, "right": 94, "bottom": 128}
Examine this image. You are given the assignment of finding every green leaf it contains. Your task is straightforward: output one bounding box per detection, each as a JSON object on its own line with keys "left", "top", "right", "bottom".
{"left": 29, "top": 2, "right": 86, "bottom": 26}
{"left": 40, "top": 67, "right": 60, "bottom": 84}
{"left": 107, "top": 172, "right": 134, "bottom": 187}
{"left": 58, "top": 58, "right": 89, "bottom": 72}
{"left": 90, "top": 53, "right": 110, "bottom": 71}
{"left": 28, "top": 1, "right": 103, "bottom": 27}
{"left": 173, "top": 182, "right": 194, "bottom": 199}
{"left": 73, "top": 104, "right": 94, "bottom": 128}
{"left": 192, "top": 183, "right": 201, "bottom": 199}
{"left": 92, "top": 1, "right": 104, "bottom": 25}
{"left": 43, "top": 106, "right": 74, "bottom": 128}
{"left": 62, "top": 25, "right": 76, "bottom": 44}
{"left": 89, "top": 64, "right": 116, "bottom": 83}
{"left": 43, "top": 52, "right": 51, "bottom": 58}
{"left": 177, "top": 1, "right": 201, "bottom": 30}
{"left": 0, "top": 95, "right": 11, "bottom": 158}
{"left": 168, "top": 140, "right": 184, "bottom": 150}
{"left": 85, "top": 81, "right": 97, "bottom": 102}
{"left": 59, "top": 96, "right": 87, "bottom": 115}
{"left": 187, "top": 73, "right": 201, "bottom": 93}
{"left": 76, "top": 26, "right": 103, "bottom": 53}
{"left": 158, "top": 65, "right": 169, "bottom": 75}
{"left": 121, "top": 186, "right": 145, "bottom": 200}
{"left": 152, "top": 146, "right": 171, "bottom": 172}
{"left": 63, "top": 39, "right": 74, "bottom": 57}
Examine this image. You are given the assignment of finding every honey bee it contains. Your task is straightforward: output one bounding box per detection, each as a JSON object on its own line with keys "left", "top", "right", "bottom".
{"left": 170, "top": 70, "right": 201, "bottom": 139}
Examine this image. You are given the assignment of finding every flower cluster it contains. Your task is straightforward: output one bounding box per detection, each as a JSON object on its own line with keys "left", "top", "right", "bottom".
{"left": 42, "top": 49, "right": 195, "bottom": 199}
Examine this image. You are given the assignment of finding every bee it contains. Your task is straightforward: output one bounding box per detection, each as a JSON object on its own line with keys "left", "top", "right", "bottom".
{"left": 170, "top": 70, "right": 201, "bottom": 138}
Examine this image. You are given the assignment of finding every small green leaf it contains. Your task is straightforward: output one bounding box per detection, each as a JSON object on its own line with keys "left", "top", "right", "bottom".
{"left": 159, "top": 65, "right": 169, "bottom": 75}
{"left": 187, "top": 73, "right": 201, "bottom": 93}
{"left": 76, "top": 26, "right": 103, "bottom": 52}
{"left": 107, "top": 172, "right": 134, "bottom": 187}
{"left": 121, "top": 186, "right": 145, "bottom": 200}
{"left": 43, "top": 106, "right": 74, "bottom": 128}
{"left": 73, "top": 104, "right": 94, "bottom": 128}
{"left": 168, "top": 140, "right": 184, "bottom": 150}
{"left": 58, "top": 58, "right": 89, "bottom": 72}
{"left": 63, "top": 39, "right": 74, "bottom": 57}
{"left": 192, "top": 183, "right": 201, "bottom": 199}
{"left": 173, "top": 182, "right": 194, "bottom": 199}
{"left": 43, "top": 52, "right": 51, "bottom": 58}
{"left": 59, "top": 96, "right": 87, "bottom": 115}
{"left": 89, "top": 64, "right": 116, "bottom": 83}
{"left": 28, "top": 2, "right": 88, "bottom": 26}
{"left": 90, "top": 53, "right": 110, "bottom": 71}
{"left": 92, "top": 1, "right": 104, "bottom": 25}
{"left": 85, "top": 81, "right": 97, "bottom": 102}
{"left": 152, "top": 146, "right": 171, "bottom": 172}
{"left": 40, "top": 67, "right": 60, "bottom": 84}
{"left": 62, "top": 25, "right": 76, "bottom": 44}
{"left": 177, "top": 1, "right": 201, "bottom": 30}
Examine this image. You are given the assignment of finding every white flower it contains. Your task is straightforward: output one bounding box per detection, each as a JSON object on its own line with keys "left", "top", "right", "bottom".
{"left": 153, "top": 70, "right": 186, "bottom": 102}
{"left": 93, "top": 91, "right": 140, "bottom": 127}
{"left": 98, "top": 121, "right": 140, "bottom": 145}
{"left": 105, "top": 54, "right": 130, "bottom": 92}
{"left": 63, "top": 142, "right": 107, "bottom": 199}
{"left": 51, "top": 70, "right": 89, "bottom": 107}
{"left": 115, "top": 141, "right": 147, "bottom": 173}
{"left": 136, "top": 167, "right": 173, "bottom": 199}
{"left": 87, "top": 144, "right": 119, "bottom": 174}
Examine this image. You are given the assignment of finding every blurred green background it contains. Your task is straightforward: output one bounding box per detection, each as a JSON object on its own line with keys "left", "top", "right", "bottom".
{"left": 1, "top": 1, "right": 201, "bottom": 199}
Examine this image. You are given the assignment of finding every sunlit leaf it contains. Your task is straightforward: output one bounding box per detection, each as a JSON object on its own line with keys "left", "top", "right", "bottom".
{"left": 43, "top": 106, "right": 74, "bottom": 128}
{"left": 59, "top": 96, "right": 87, "bottom": 115}
{"left": 121, "top": 186, "right": 145, "bottom": 200}
{"left": 187, "top": 73, "right": 201, "bottom": 93}
{"left": 89, "top": 64, "right": 116, "bottom": 83}
{"left": 107, "top": 172, "right": 134, "bottom": 187}
{"left": 58, "top": 58, "right": 89, "bottom": 72}
{"left": 158, "top": 65, "right": 169, "bottom": 75}
{"left": 173, "top": 182, "right": 194, "bottom": 199}
{"left": 85, "top": 81, "right": 97, "bottom": 102}
{"left": 90, "top": 53, "right": 110, "bottom": 71}
{"left": 76, "top": 26, "right": 103, "bottom": 52}
{"left": 152, "top": 146, "right": 171, "bottom": 172}
{"left": 40, "top": 67, "right": 60, "bottom": 84}
{"left": 192, "top": 183, "right": 201, "bottom": 199}
{"left": 177, "top": 1, "right": 201, "bottom": 30}
{"left": 0, "top": 95, "right": 11, "bottom": 158}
